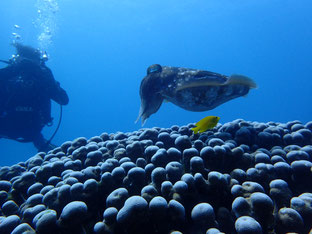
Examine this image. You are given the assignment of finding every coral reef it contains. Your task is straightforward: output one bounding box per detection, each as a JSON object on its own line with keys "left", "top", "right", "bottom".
{"left": 0, "top": 119, "right": 312, "bottom": 233}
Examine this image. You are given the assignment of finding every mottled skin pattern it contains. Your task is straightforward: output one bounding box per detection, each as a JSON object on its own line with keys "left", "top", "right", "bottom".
{"left": 138, "top": 64, "right": 252, "bottom": 124}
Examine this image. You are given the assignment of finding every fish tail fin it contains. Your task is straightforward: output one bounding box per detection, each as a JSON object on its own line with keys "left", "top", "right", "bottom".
{"left": 191, "top": 127, "right": 199, "bottom": 134}
{"left": 226, "top": 74, "right": 257, "bottom": 89}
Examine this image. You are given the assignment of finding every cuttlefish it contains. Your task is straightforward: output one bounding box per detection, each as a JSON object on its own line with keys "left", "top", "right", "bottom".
{"left": 136, "top": 64, "right": 257, "bottom": 125}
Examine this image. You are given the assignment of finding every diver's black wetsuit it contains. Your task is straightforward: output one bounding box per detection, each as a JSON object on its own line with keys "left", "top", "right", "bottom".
{"left": 0, "top": 58, "right": 68, "bottom": 152}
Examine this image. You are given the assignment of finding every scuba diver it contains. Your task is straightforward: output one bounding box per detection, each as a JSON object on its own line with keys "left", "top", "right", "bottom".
{"left": 0, "top": 43, "right": 69, "bottom": 152}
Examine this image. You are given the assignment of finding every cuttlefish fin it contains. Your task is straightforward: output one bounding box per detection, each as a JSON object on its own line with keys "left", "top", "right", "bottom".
{"left": 175, "top": 74, "right": 257, "bottom": 93}
{"left": 226, "top": 74, "right": 258, "bottom": 89}
{"left": 175, "top": 80, "right": 224, "bottom": 92}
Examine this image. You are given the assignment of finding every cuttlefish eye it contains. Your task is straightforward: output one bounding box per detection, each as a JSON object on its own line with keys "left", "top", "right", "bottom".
{"left": 147, "top": 64, "right": 162, "bottom": 74}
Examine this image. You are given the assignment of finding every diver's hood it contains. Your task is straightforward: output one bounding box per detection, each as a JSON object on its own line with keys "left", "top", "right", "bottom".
{"left": 12, "top": 43, "right": 47, "bottom": 64}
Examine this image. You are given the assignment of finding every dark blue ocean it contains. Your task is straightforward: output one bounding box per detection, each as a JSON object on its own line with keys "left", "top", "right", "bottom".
{"left": 0, "top": 0, "right": 311, "bottom": 166}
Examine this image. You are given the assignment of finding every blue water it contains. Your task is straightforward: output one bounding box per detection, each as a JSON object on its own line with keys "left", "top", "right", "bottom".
{"left": 0, "top": 0, "right": 311, "bottom": 166}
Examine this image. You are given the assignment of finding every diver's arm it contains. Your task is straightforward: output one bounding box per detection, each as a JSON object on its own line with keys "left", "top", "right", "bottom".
{"left": 43, "top": 66, "right": 69, "bottom": 105}
{"left": 0, "top": 65, "right": 15, "bottom": 82}
{"left": 51, "top": 80, "right": 69, "bottom": 105}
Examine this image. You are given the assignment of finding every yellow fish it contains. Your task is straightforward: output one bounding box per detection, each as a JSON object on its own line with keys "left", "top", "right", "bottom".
{"left": 191, "top": 116, "right": 220, "bottom": 134}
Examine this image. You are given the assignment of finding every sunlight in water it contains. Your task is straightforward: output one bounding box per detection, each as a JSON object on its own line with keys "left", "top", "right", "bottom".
{"left": 34, "top": 0, "right": 59, "bottom": 50}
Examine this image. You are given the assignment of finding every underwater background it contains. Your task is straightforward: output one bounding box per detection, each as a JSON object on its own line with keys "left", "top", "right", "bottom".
{"left": 0, "top": 0, "right": 311, "bottom": 166}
